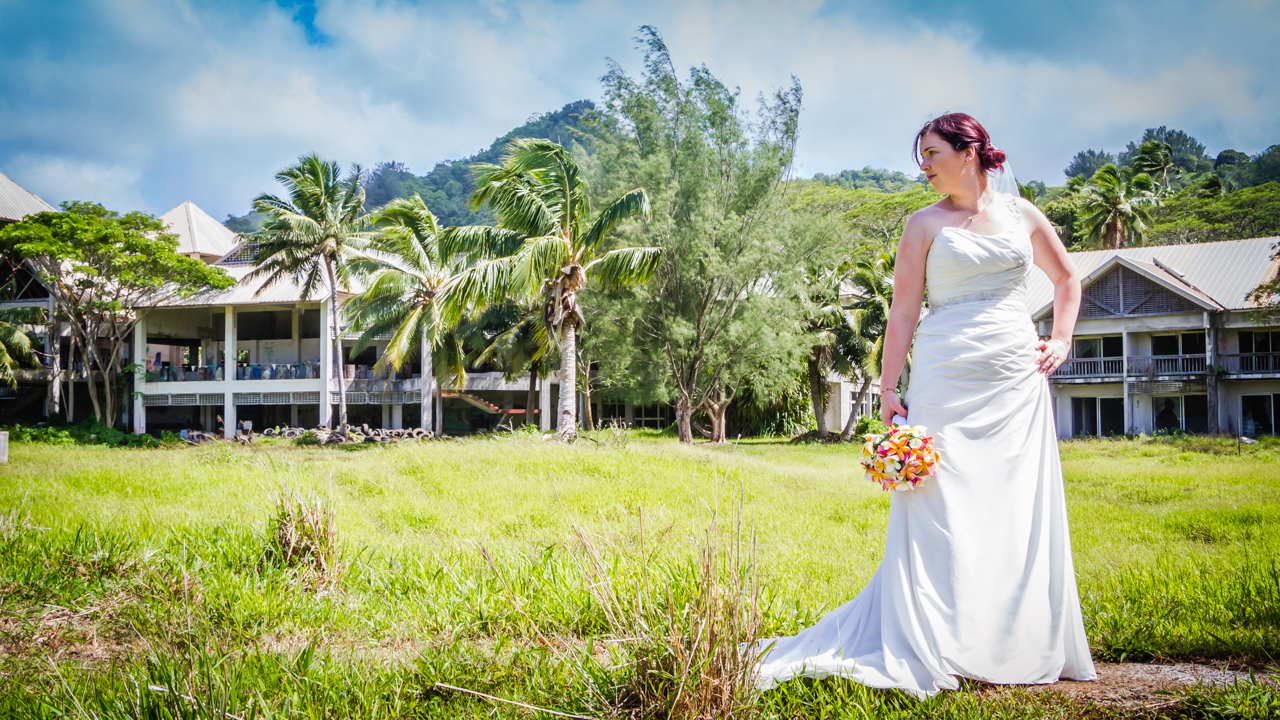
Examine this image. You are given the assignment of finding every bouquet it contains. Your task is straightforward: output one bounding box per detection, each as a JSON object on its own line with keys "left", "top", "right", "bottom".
{"left": 861, "top": 420, "right": 940, "bottom": 492}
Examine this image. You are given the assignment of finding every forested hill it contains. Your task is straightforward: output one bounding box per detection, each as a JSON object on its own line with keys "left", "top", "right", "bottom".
{"left": 224, "top": 100, "right": 594, "bottom": 232}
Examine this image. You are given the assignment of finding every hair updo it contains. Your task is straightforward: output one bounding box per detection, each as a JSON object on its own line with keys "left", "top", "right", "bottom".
{"left": 914, "top": 113, "right": 1006, "bottom": 172}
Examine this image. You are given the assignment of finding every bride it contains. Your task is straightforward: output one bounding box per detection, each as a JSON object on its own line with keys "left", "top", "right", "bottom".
{"left": 755, "top": 113, "right": 1097, "bottom": 697}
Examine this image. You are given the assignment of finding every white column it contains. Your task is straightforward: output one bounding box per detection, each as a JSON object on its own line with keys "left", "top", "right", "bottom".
{"left": 1122, "top": 331, "right": 1130, "bottom": 433}
{"left": 290, "top": 404, "right": 298, "bottom": 427}
{"left": 223, "top": 306, "right": 237, "bottom": 438}
{"left": 391, "top": 404, "right": 403, "bottom": 430}
{"left": 539, "top": 379, "right": 553, "bottom": 431}
{"left": 319, "top": 299, "right": 333, "bottom": 429}
{"left": 132, "top": 313, "right": 146, "bottom": 434}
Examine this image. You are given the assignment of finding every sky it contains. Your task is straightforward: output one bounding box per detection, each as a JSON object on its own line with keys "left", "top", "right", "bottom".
{"left": 1, "top": 0, "right": 1278, "bottom": 220}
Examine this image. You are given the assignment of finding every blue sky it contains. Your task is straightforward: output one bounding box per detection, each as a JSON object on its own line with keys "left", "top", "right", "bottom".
{"left": 1, "top": 0, "right": 1277, "bottom": 220}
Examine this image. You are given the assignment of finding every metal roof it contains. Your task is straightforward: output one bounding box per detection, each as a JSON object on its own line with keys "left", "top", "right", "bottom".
{"left": 149, "top": 263, "right": 355, "bottom": 308}
{"left": 0, "top": 171, "right": 56, "bottom": 222}
{"left": 1025, "top": 236, "right": 1279, "bottom": 315}
{"left": 159, "top": 201, "right": 240, "bottom": 258}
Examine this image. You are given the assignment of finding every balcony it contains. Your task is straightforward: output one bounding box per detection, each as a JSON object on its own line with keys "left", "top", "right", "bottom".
{"left": 1220, "top": 352, "right": 1280, "bottom": 376}
{"left": 1053, "top": 354, "right": 1208, "bottom": 382}
{"left": 1127, "top": 355, "right": 1207, "bottom": 376}
{"left": 1056, "top": 357, "right": 1125, "bottom": 378}
{"left": 145, "top": 363, "right": 324, "bottom": 383}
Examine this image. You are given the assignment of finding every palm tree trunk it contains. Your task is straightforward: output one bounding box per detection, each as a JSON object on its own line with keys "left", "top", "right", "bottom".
{"left": 326, "top": 263, "right": 348, "bottom": 432}
{"left": 556, "top": 317, "right": 577, "bottom": 440}
{"left": 808, "top": 347, "right": 828, "bottom": 438}
{"left": 526, "top": 360, "right": 538, "bottom": 428}
{"left": 421, "top": 325, "right": 434, "bottom": 435}
{"left": 841, "top": 376, "right": 874, "bottom": 441}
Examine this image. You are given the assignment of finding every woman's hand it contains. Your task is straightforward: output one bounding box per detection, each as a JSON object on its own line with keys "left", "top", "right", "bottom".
{"left": 1035, "top": 338, "right": 1069, "bottom": 375}
{"left": 880, "top": 389, "right": 908, "bottom": 426}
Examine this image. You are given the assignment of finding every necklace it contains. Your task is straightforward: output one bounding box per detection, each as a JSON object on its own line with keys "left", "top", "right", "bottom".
{"left": 948, "top": 193, "right": 992, "bottom": 219}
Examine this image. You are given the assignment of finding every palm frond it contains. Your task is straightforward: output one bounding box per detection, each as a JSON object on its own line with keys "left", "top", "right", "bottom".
{"left": 584, "top": 246, "right": 664, "bottom": 291}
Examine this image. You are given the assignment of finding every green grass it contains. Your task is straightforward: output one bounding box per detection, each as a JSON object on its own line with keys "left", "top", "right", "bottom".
{"left": 1, "top": 432, "right": 1277, "bottom": 718}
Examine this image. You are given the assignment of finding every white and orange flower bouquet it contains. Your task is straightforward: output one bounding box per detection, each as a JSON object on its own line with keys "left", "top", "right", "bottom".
{"left": 861, "top": 422, "right": 940, "bottom": 492}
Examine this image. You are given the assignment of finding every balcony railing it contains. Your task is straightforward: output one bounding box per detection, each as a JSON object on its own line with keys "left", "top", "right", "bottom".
{"left": 1055, "top": 354, "right": 1208, "bottom": 379}
{"left": 1128, "top": 354, "right": 1207, "bottom": 376}
{"left": 1220, "top": 352, "right": 1280, "bottom": 374}
{"left": 1056, "top": 357, "right": 1125, "bottom": 377}
{"left": 145, "top": 363, "right": 324, "bottom": 382}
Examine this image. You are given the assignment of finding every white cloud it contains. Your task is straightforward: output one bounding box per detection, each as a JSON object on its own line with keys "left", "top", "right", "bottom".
{"left": 8, "top": 155, "right": 145, "bottom": 212}
{"left": 0, "top": 0, "right": 1276, "bottom": 220}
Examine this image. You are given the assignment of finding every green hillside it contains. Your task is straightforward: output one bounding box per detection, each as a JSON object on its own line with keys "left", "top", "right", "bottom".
{"left": 224, "top": 99, "right": 594, "bottom": 232}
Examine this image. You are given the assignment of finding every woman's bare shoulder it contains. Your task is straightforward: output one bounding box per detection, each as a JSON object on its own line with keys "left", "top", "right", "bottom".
{"left": 904, "top": 199, "right": 951, "bottom": 241}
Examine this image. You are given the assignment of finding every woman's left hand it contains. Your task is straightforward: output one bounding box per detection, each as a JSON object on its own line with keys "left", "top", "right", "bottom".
{"left": 1035, "top": 338, "right": 1069, "bottom": 375}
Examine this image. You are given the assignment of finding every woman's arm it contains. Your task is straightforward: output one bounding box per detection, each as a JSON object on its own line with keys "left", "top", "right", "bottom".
{"left": 1021, "top": 198, "right": 1081, "bottom": 375}
{"left": 879, "top": 214, "right": 931, "bottom": 425}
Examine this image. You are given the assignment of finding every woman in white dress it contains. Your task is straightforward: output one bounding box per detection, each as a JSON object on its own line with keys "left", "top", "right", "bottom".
{"left": 755, "top": 113, "right": 1097, "bottom": 697}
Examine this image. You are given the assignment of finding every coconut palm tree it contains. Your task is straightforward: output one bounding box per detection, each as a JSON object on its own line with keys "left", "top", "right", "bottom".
{"left": 1132, "top": 140, "right": 1176, "bottom": 194}
{"left": 443, "top": 138, "right": 661, "bottom": 440}
{"left": 838, "top": 248, "right": 896, "bottom": 440}
{"left": 471, "top": 303, "right": 552, "bottom": 429}
{"left": 249, "top": 154, "right": 372, "bottom": 431}
{"left": 1079, "top": 164, "right": 1161, "bottom": 250}
{"left": 343, "top": 194, "right": 470, "bottom": 435}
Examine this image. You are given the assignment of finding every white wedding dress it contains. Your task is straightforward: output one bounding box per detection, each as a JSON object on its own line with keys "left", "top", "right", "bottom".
{"left": 755, "top": 195, "right": 1097, "bottom": 697}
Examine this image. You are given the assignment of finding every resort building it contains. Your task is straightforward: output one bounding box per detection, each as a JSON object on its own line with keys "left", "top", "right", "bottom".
{"left": 1028, "top": 237, "right": 1280, "bottom": 438}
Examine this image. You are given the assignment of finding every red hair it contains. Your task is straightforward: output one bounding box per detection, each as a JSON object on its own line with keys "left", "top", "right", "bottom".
{"left": 914, "top": 113, "right": 1006, "bottom": 173}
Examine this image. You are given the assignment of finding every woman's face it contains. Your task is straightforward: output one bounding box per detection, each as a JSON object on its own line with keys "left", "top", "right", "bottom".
{"left": 918, "top": 130, "right": 975, "bottom": 196}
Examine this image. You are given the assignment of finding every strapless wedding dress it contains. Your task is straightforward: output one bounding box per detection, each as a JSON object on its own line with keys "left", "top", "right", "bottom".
{"left": 755, "top": 196, "right": 1096, "bottom": 697}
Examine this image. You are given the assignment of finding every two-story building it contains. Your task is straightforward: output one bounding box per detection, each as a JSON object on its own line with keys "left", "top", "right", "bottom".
{"left": 1026, "top": 237, "right": 1279, "bottom": 438}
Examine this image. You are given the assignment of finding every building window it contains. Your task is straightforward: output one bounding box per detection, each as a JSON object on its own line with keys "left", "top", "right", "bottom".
{"left": 1242, "top": 395, "right": 1276, "bottom": 437}
{"left": 1152, "top": 396, "right": 1182, "bottom": 432}
{"left": 599, "top": 401, "right": 626, "bottom": 423}
{"left": 633, "top": 404, "right": 672, "bottom": 429}
{"left": 1071, "top": 397, "right": 1123, "bottom": 436}
{"left": 1151, "top": 332, "right": 1206, "bottom": 357}
{"left": 1074, "top": 336, "right": 1122, "bottom": 358}
{"left": 1184, "top": 395, "right": 1209, "bottom": 433}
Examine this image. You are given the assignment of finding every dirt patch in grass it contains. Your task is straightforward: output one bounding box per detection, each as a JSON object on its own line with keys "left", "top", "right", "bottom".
{"left": 1027, "top": 661, "right": 1276, "bottom": 712}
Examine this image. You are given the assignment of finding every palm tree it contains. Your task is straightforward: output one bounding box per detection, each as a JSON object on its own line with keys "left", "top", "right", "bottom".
{"left": 799, "top": 267, "right": 854, "bottom": 439}
{"left": 343, "top": 194, "right": 468, "bottom": 435}
{"left": 1079, "top": 164, "right": 1161, "bottom": 250}
{"left": 444, "top": 138, "right": 661, "bottom": 440}
{"left": 471, "top": 304, "right": 552, "bottom": 429}
{"left": 0, "top": 279, "right": 41, "bottom": 389}
{"left": 838, "top": 248, "right": 895, "bottom": 441}
{"left": 1132, "top": 141, "right": 1176, "bottom": 194}
{"left": 250, "top": 154, "right": 372, "bottom": 431}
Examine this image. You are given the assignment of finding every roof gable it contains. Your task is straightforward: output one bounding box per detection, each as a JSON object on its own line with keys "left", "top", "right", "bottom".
{"left": 159, "top": 201, "right": 239, "bottom": 258}
{"left": 1025, "top": 236, "right": 1279, "bottom": 315}
{"left": 1033, "top": 255, "right": 1222, "bottom": 321}
{"left": 0, "top": 171, "right": 56, "bottom": 223}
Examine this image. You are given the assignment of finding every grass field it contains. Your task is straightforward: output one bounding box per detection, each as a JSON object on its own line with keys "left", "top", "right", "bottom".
{"left": 1, "top": 431, "right": 1277, "bottom": 718}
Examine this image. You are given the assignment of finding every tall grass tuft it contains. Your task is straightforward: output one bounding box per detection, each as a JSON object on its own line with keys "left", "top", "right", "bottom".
{"left": 571, "top": 454, "right": 764, "bottom": 719}
{"left": 264, "top": 473, "right": 339, "bottom": 585}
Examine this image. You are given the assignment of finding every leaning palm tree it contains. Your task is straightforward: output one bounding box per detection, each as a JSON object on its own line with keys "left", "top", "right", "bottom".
{"left": 1079, "top": 164, "right": 1161, "bottom": 250}
{"left": 444, "top": 138, "right": 661, "bottom": 440}
{"left": 250, "top": 154, "right": 372, "bottom": 431}
{"left": 343, "top": 194, "right": 468, "bottom": 435}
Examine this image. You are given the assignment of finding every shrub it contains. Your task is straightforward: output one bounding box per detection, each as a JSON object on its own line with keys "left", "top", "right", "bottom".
{"left": 264, "top": 477, "right": 339, "bottom": 584}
